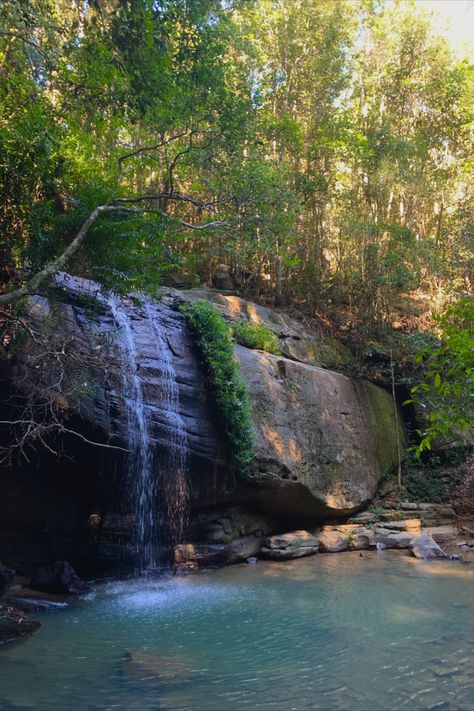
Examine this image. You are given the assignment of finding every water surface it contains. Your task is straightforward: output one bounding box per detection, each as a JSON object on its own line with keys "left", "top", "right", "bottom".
{"left": 1, "top": 551, "right": 474, "bottom": 711}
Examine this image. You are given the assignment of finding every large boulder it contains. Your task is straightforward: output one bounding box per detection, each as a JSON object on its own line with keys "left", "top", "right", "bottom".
{"left": 316, "top": 529, "right": 349, "bottom": 553}
{"left": 2, "top": 274, "right": 407, "bottom": 573}
{"left": 0, "top": 604, "right": 40, "bottom": 644}
{"left": 374, "top": 528, "right": 414, "bottom": 549}
{"left": 174, "top": 535, "right": 263, "bottom": 572}
{"left": 19, "top": 276, "right": 403, "bottom": 525}
{"left": 238, "top": 347, "right": 405, "bottom": 518}
{"left": 261, "top": 530, "right": 318, "bottom": 559}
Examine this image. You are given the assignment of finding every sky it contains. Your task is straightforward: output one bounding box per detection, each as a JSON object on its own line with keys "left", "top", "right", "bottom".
{"left": 414, "top": 0, "right": 474, "bottom": 56}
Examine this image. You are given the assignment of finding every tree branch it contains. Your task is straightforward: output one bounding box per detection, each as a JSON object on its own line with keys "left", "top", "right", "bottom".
{"left": 116, "top": 130, "right": 191, "bottom": 189}
{"left": 113, "top": 191, "right": 214, "bottom": 210}
{"left": 0, "top": 204, "right": 119, "bottom": 307}
{"left": 0, "top": 197, "right": 228, "bottom": 307}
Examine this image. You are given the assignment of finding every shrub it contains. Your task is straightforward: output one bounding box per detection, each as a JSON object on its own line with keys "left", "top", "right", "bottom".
{"left": 182, "top": 301, "right": 254, "bottom": 473}
{"left": 403, "top": 470, "right": 445, "bottom": 503}
{"left": 232, "top": 320, "right": 281, "bottom": 355}
{"left": 368, "top": 504, "right": 385, "bottom": 521}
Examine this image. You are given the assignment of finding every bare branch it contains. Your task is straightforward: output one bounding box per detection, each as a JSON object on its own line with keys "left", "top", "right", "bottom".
{"left": 57, "top": 426, "right": 130, "bottom": 452}
{"left": 112, "top": 205, "right": 228, "bottom": 230}
{"left": 0, "top": 309, "right": 40, "bottom": 342}
{"left": 114, "top": 191, "right": 214, "bottom": 210}
{"left": 176, "top": 220, "right": 229, "bottom": 231}
{"left": 0, "top": 196, "right": 228, "bottom": 308}
{"left": 116, "top": 130, "right": 191, "bottom": 189}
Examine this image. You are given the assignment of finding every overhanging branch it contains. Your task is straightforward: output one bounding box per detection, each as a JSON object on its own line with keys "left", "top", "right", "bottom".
{"left": 0, "top": 197, "right": 228, "bottom": 307}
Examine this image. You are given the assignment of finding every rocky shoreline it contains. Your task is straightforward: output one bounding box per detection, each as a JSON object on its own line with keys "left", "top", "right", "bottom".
{"left": 174, "top": 501, "right": 472, "bottom": 571}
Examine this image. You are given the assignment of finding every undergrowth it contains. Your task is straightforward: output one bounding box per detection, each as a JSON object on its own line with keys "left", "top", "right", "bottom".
{"left": 232, "top": 320, "right": 281, "bottom": 354}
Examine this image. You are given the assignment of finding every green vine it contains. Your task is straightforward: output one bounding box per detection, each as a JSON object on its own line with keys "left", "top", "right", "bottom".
{"left": 182, "top": 301, "right": 254, "bottom": 473}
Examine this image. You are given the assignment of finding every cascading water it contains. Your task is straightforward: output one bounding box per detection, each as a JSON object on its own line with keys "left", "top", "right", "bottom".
{"left": 107, "top": 296, "right": 158, "bottom": 572}
{"left": 106, "top": 295, "right": 189, "bottom": 572}
{"left": 53, "top": 273, "right": 190, "bottom": 571}
{"left": 143, "top": 303, "right": 189, "bottom": 546}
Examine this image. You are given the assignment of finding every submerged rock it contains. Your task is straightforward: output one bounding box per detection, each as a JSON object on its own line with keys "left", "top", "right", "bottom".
{"left": 261, "top": 530, "right": 318, "bottom": 559}
{"left": 409, "top": 534, "right": 446, "bottom": 560}
{"left": 0, "top": 603, "right": 40, "bottom": 644}
{"left": 122, "top": 650, "right": 199, "bottom": 686}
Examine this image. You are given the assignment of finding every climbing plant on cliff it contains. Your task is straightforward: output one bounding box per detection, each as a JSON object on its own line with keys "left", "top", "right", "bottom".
{"left": 182, "top": 301, "right": 254, "bottom": 473}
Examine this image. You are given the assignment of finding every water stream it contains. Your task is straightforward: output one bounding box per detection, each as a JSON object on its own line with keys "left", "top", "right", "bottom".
{"left": 105, "top": 295, "right": 189, "bottom": 571}
{"left": 107, "top": 296, "right": 158, "bottom": 572}
{"left": 2, "top": 552, "right": 474, "bottom": 710}
{"left": 143, "top": 303, "right": 189, "bottom": 547}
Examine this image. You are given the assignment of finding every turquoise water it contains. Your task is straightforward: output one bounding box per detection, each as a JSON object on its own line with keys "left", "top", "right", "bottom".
{"left": 1, "top": 551, "right": 474, "bottom": 711}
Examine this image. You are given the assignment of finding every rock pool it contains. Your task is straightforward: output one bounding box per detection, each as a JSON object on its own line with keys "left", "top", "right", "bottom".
{"left": 1, "top": 551, "right": 474, "bottom": 711}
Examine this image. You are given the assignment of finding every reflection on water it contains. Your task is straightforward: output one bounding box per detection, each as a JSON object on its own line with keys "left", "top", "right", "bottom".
{"left": 1, "top": 552, "right": 474, "bottom": 711}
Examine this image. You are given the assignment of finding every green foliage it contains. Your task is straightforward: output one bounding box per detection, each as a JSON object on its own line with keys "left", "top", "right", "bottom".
{"left": 403, "top": 470, "right": 446, "bottom": 504}
{"left": 182, "top": 301, "right": 254, "bottom": 473}
{"left": 409, "top": 298, "right": 474, "bottom": 455}
{"left": 232, "top": 320, "right": 281, "bottom": 354}
{"left": 368, "top": 504, "right": 385, "bottom": 521}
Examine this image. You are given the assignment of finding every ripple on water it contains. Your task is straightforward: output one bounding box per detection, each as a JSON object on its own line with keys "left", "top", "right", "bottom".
{"left": 1, "top": 553, "right": 474, "bottom": 711}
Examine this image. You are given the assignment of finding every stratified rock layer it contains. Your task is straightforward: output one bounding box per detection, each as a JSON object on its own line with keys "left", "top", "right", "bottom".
{"left": 261, "top": 530, "right": 318, "bottom": 559}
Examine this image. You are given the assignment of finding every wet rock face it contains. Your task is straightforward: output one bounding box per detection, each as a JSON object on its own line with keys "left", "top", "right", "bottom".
{"left": 192, "top": 506, "right": 276, "bottom": 544}
{"left": 0, "top": 566, "right": 15, "bottom": 597}
{"left": 51, "top": 276, "right": 224, "bottom": 477}
{"left": 32, "top": 276, "right": 403, "bottom": 522}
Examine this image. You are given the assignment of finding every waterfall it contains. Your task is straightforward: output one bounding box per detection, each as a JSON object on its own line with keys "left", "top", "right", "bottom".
{"left": 107, "top": 295, "right": 189, "bottom": 572}
{"left": 107, "top": 296, "right": 157, "bottom": 571}
{"left": 144, "top": 303, "right": 189, "bottom": 546}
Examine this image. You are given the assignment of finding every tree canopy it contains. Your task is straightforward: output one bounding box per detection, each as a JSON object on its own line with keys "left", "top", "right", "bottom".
{"left": 0, "top": 1, "right": 472, "bottom": 407}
